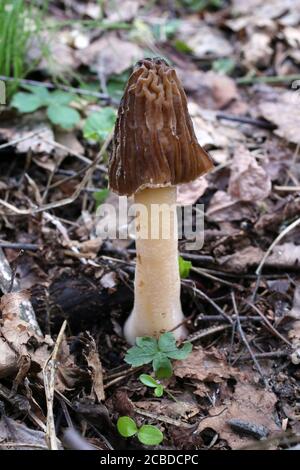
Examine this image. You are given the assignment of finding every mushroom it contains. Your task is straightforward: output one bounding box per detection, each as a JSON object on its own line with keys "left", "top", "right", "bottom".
{"left": 109, "top": 58, "right": 213, "bottom": 344}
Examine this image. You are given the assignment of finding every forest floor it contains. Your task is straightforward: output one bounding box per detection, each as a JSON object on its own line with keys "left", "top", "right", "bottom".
{"left": 0, "top": 0, "right": 300, "bottom": 451}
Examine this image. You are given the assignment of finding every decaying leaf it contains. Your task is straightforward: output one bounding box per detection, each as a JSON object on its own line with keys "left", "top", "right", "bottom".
{"left": 242, "top": 33, "right": 272, "bottom": 68}
{"left": 177, "top": 177, "right": 208, "bottom": 205}
{"left": 174, "top": 347, "right": 236, "bottom": 393}
{"left": 197, "top": 382, "right": 279, "bottom": 449}
{"left": 217, "top": 246, "right": 264, "bottom": 273}
{"left": 77, "top": 33, "right": 142, "bottom": 79}
{"left": 178, "top": 22, "right": 233, "bottom": 59}
{"left": 207, "top": 191, "right": 257, "bottom": 223}
{"left": 0, "top": 339, "right": 17, "bottom": 379}
{"left": 228, "top": 146, "right": 271, "bottom": 202}
{"left": 82, "top": 332, "right": 105, "bottom": 402}
{"left": 259, "top": 91, "right": 300, "bottom": 145}
{"left": 135, "top": 392, "right": 199, "bottom": 421}
{"left": 0, "top": 415, "right": 48, "bottom": 450}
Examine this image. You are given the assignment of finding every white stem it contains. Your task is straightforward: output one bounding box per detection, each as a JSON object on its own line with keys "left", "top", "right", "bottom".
{"left": 124, "top": 187, "right": 187, "bottom": 344}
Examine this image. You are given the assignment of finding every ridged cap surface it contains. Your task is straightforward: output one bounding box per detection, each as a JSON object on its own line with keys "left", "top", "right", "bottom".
{"left": 109, "top": 58, "right": 213, "bottom": 195}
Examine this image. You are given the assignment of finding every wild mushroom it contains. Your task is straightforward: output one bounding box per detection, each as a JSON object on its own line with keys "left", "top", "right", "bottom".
{"left": 109, "top": 58, "right": 213, "bottom": 344}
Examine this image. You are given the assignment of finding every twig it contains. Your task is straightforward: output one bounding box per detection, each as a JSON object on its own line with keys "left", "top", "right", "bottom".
{"left": 40, "top": 137, "right": 106, "bottom": 171}
{"left": 43, "top": 320, "right": 67, "bottom": 450}
{"left": 231, "top": 292, "right": 269, "bottom": 389}
{"left": 0, "top": 442, "right": 48, "bottom": 450}
{"left": 274, "top": 185, "right": 300, "bottom": 192}
{"left": 216, "top": 113, "right": 274, "bottom": 130}
{"left": 237, "top": 74, "right": 300, "bottom": 85}
{"left": 135, "top": 408, "right": 193, "bottom": 429}
{"left": 0, "top": 75, "right": 114, "bottom": 102}
{"left": 239, "top": 350, "right": 289, "bottom": 361}
{"left": 253, "top": 217, "right": 300, "bottom": 300}
{"left": 196, "top": 315, "right": 263, "bottom": 322}
{"left": 0, "top": 129, "right": 48, "bottom": 151}
{"left": 245, "top": 301, "right": 292, "bottom": 347}
{"left": 191, "top": 266, "right": 242, "bottom": 289}
{"left": 0, "top": 241, "right": 39, "bottom": 250}
{"left": 188, "top": 324, "right": 231, "bottom": 343}
{"left": 183, "top": 280, "right": 233, "bottom": 324}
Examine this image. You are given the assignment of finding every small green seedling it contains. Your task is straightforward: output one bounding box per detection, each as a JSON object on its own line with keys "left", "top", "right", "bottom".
{"left": 139, "top": 374, "right": 164, "bottom": 397}
{"left": 11, "top": 85, "right": 80, "bottom": 130}
{"left": 125, "top": 332, "right": 192, "bottom": 379}
{"left": 117, "top": 416, "right": 163, "bottom": 446}
{"left": 178, "top": 255, "right": 192, "bottom": 279}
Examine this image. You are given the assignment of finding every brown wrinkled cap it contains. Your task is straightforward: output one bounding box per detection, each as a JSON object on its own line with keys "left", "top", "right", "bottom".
{"left": 109, "top": 57, "right": 213, "bottom": 196}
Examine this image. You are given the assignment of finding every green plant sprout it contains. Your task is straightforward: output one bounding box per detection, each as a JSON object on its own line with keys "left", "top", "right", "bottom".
{"left": 139, "top": 374, "right": 164, "bottom": 397}
{"left": 139, "top": 374, "right": 178, "bottom": 402}
{"left": 117, "top": 416, "right": 163, "bottom": 446}
{"left": 125, "top": 332, "right": 192, "bottom": 379}
{"left": 178, "top": 255, "right": 192, "bottom": 279}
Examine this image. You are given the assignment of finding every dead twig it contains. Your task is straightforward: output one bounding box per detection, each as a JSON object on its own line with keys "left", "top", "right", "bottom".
{"left": 245, "top": 301, "right": 292, "bottom": 347}
{"left": 43, "top": 320, "right": 67, "bottom": 450}
{"left": 231, "top": 292, "right": 269, "bottom": 389}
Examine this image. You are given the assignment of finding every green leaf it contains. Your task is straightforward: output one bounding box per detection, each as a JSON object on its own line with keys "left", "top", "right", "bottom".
{"left": 154, "top": 385, "right": 164, "bottom": 397}
{"left": 107, "top": 71, "right": 129, "bottom": 100}
{"left": 47, "top": 104, "right": 80, "bottom": 129}
{"left": 139, "top": 374, "right": 159, "bottom": 388}
{"left": 11, "top": 92, "right": 44, "bottom": 113}
{"left": 157, "top": 332, "right": 193, "bottom": 360}
{"left": 93, "top": 188, "right": 109, "bottom": 209}
{"left": 135, "top": 336, "right": 158, "bottom": 350}
{"left": 152, "top": 353, "right": 172, "bottom": 379}
{"left": 117, "top": 416, "right": 138, "bottom": 438}
{"left": 179, "top": 256, "right": 192, "bottom": 279}
{"left": 137, "top": 425, "right": 164, "bottom": 446}
{"left": 125, "top": 337, "right": 158, "bottom": 367}
{"left": 83, "top": 107, "right": 116, "bottom": 141}
{"left": 21, "top": 84, "right": 51, "bottom": 102}
{"left": 158, "top": 332, "right": 177, "bottom": 353}
{"left": 50, "top": 90, "right": 75, "bottom": 105}
{"left": 165, "top": 341, "right": 193, "bottom": 360}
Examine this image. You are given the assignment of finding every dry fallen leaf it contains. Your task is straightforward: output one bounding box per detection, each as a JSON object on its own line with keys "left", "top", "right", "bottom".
{"left": 197, "top": 382, "right": 279, "bottom": 449}
{"left": 104, "top": 0, "right": 139, "bottom": 22}
{"left": 0, "top": 415, "right": 48, "bottom": 450}
{"left": 0, "top": 339, "right": 17, "bottom": 379}
{"left": 218, "top": 246, "right": 264, "bottom": 273}
{"left": 180, "top": 71, "right": 240, "bottom": 110}
{"left": 178, "top": 21, "right": 233, "bottom": 59}
{"left": 177, "top": 177, "right": 208, "bottom": 205}
{"left": 228, "top": 146, "right": 271, "bottom": 202}
{"left": 259, "top": 91, "right": 300, "bottom": 145}
{"left": 242, "top": 33, "right": 272, "bottom": 68}
{"left": 174, "top": 347, "right": 236, "bottom": 386}
{"left": 77, "top": 33, "right": 142, "bottom": 79}
{"left": 207, "top": 191, "right": 256, "bottom": 223}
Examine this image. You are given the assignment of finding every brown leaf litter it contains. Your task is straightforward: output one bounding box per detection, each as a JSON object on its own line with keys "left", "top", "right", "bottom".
{"left": 197, "top": 382, "right": 279, "bottom": 449}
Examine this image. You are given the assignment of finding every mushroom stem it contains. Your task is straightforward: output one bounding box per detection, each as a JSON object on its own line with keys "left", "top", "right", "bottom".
{"left": 124, "top": 186, "right": 187, "bottom": 344}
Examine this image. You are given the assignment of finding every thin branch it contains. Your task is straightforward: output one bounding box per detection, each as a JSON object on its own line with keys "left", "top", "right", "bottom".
{"left": 43, "top": 320, "right": 67, "bottom": 450}
{"left": 231, "top": 292, "right": 269, "bottom": 389}
{"left": 0, "top": 75, "right": 115, "bottom": 102}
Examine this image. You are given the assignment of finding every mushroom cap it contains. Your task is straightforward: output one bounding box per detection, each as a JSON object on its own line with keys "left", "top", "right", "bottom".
{"left": 109, "top": 57, "right": 213, "bottom": 196}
